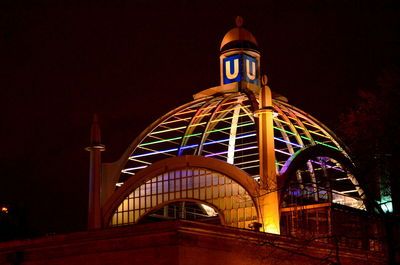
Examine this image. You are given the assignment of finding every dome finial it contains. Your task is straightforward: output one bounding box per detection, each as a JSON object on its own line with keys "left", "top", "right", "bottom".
{"left": 236, "top": 16, "right": 243, "bottom": 27}
{"left": 261, "top": 75, "right": 268, "bottom": 86}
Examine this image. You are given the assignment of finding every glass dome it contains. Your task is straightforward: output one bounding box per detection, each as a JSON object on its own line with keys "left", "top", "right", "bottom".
{"left": 116, "top": 92, "right": 365, "bottom": 210}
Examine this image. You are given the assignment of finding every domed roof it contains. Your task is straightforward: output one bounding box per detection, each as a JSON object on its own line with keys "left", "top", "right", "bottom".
{"left": 220, "top": 17, "right": 259, "bottom": 52}
{"left": 110, "top": 17, "right": 367, "bottom": 213}
{"left": 117, "top": 92, "right": 366, "bottom": 211}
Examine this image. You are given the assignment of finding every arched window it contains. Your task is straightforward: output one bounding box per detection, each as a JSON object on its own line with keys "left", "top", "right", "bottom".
{"left": 110, "top": 167, "right": 258, "bottom": 229}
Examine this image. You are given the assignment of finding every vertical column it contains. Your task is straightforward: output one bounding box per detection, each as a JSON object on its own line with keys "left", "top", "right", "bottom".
{"left": 86, "top": 114, "right": 105, "bottom": 230}
{"left": 256, "top": 76, "right": 280, "bottom": 234}
{"left": 227, "top": 105, "right": 240, "bottom": 164}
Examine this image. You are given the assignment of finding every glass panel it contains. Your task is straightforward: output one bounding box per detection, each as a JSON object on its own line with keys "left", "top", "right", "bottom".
{"left": 206, "top": 187, "right": 212, "bottom": 199}
{"left": 206, "top": 174, "right": 212, "bottom": 186}
{"left": 213, "top": 186, "right": 219, "bottom": 198}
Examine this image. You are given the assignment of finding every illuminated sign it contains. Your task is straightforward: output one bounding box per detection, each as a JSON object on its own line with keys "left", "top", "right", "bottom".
{"left": 223, "top": 54, "right": 258, "bottom": 85}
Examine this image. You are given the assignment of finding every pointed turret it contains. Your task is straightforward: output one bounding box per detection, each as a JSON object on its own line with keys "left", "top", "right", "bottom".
{"left": 86, "top": 114, "right": 105, "bottom": 230}
{"left": 90, "top": 114, "right": 102, "bottom": 145}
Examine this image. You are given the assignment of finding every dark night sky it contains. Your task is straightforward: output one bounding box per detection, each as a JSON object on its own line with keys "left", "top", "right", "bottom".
{"left": 1, "top": 1, "right": 399, "bottom": 235}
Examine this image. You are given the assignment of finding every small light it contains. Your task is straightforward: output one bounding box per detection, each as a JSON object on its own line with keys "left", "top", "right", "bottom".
{"left": 1, "top": 206, "right": 8, "bottom": 213}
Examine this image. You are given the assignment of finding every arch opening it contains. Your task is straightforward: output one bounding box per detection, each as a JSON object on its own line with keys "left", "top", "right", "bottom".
{"left": 137, "top": 200, "right": 221, "bottom": 225}
{"left": 109, "top": 163, "right": 259, "bottom": 229}
{"left": 279, "top": 149, "right": 369, "bottom": 240}
{"left": 281, "top": 155, "right": 365, "bottom": 210}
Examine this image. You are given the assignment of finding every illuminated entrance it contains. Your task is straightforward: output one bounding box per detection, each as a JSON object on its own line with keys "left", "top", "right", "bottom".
{"left": 107, "top": 157, "right": 259, "bottom": 229}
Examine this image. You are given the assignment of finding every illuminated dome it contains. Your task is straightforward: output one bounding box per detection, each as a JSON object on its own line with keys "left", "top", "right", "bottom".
{"left": 98, "top": 18, "right": 371, "bottom": 231}
{"left": 117, "top": 92, "right": 365, "bottom": 210}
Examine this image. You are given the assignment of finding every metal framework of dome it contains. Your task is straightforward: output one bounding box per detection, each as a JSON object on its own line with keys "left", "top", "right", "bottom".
{"left": 118, "top": 93, "right": 365, "bottom": 211}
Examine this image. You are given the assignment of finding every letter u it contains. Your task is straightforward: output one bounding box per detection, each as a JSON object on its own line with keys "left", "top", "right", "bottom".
{"left": 225, "top": 59, "right": 239, "bottom": 79}
{"left": 246, "top": 60, "right": 256, "bottom": 80}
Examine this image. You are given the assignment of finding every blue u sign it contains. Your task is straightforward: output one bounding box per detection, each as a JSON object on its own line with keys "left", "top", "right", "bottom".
{"left": 223, "top": 54, "right": 258, "bottom": 85}
{"left": 223, "top": 54, "right": 242, "bottom": 84}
